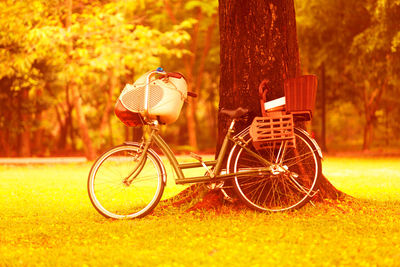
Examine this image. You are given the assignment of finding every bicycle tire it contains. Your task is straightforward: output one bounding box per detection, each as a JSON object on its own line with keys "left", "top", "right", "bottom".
{"left": 88, "top": 144, "right": 165, "bottom": 219}
{"left": 229, "top": 128, "right": 321, "bottom": 212}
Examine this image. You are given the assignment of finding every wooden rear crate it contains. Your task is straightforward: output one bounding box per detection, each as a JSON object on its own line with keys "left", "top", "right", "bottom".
{"left": 249, "top": 113, "right": 296, "bottom": 150}
{"left": 284, "top": 75, "right": 317, "bottom": 121}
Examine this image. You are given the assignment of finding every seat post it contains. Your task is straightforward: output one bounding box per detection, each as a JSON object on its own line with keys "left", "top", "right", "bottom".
{"left": 229, "top": 119, "right": 236, "bottom": 131}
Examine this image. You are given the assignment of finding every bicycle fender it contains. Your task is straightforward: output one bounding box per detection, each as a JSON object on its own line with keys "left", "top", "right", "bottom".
{"left": 296, "top": 128, "right": 323, "bottom": 159}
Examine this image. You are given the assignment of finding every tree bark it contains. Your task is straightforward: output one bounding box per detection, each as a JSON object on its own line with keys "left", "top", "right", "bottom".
{"left": 362, "top": 85, "right": 384, "bottom": 151}
{"left": 218, "top": 0, "right": 300, "bottom": 148}
{"left": 71, "top": 85, "right": 96, "bottom": 160}
{"left": 0, "top": 77, "right": 13, "bottom": 156}
{"left": 183, "top": 10, "right": 203, "bottom": 151}
{"left": 32, "top": 109, "right": 44, "bottom": 156}
{"left": 99, "top": 70, "right": 118, "bottom": 147}
{"left": 320, "top": 63, "right": 327, "bottom": 152}
{"left": 18, "top": 87, "right": 31, "bottom": 157}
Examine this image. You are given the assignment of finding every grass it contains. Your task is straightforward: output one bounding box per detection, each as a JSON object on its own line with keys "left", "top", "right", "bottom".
{"left": 323, "top": 157, "right": 400, "bottom": 201}
{"left": 1, "top": 157, "right": 400, "bottom": 266}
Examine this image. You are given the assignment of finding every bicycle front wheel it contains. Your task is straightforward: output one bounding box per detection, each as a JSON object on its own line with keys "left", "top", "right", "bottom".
{"left": 231, "top": 128, "right": 321, "bottom": 212}
{"left": 88, "top": 144, "right": 165, "bottom": 219}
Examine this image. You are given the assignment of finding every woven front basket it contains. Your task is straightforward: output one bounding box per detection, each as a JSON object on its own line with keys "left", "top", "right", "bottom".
{"left": 117, "top": 71, "right": 188, "bottom": 125}
{"left": 249, "top": 113, "right": 296, "bottom": 150}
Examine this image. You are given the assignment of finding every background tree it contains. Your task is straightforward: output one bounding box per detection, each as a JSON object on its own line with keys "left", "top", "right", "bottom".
{"left": 296, "top": 0, "right": 400, "bottom": 151}
{"left": 1, "top": 0, "right": 399, "bottom": 157}
{"left": 159, "top": 0, "right": 220, "bottom": 150}
{"left": 0, "top": 0, "right": 64, "bottom": 157}
{"left": 0, "top": 0, "right": 192, "bottom": 158}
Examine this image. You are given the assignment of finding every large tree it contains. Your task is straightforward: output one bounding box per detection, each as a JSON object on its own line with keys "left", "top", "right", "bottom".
{"left": 218, "top": 0, "right": 299, "bottom": 137}
{"left": 167, "top": 0, "right": 344, "bottom": 209}
{"left": 173, "top": 0, "right": 343, "bottom": 209}
{"left": 217, "top": 0, "right": 343, "bottom": 201}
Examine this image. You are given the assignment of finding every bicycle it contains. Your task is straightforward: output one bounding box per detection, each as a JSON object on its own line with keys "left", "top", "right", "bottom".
{"left": 87, "top": 69, "right": 322, "bottom": 219}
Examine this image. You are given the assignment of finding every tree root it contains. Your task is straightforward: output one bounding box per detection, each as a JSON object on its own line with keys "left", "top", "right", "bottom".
{"left": 159, "top": 184, "right": 204, "bottom": 208}
{"left": 160, "top": 174, "right": 350, "bottom": 213}
{"left": 313, "top": 174, "right": 350, "bottom": 202}
{"left": 159, "top": 184, "right": 233, "bottom": 212}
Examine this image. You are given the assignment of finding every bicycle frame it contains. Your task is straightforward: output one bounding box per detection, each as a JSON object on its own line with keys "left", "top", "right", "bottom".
{"left": 132, "top": 120, "right": 275, "bottom": 185}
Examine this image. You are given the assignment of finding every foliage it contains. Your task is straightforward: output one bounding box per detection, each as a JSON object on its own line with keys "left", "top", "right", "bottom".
{"left": 0, "top": 1, "right": 64, "bottom": 135}
{"left": 296, "top": 0, "right": 400, "bottom": 150}
{"left": 1, "top": 0, "right": 399, "bottom": 156}
{"left": 64, "top": 1, "right": 191, "bottom": 84}
{"left": 0, "top": 0, "right": 221, "bottom": 156}
{"left": 0, "top": 0, "right": 194, "bottom": 156}
{"left": 155, "top": 0, "right": 220, "bottom": 149}
{"left": 1, "top": 157, "right": 400, "bottom": 265}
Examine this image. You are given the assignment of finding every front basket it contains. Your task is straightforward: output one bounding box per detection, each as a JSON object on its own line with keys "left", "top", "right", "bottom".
{"left": 114, "top": 99, "right": 144, "bottom": 127}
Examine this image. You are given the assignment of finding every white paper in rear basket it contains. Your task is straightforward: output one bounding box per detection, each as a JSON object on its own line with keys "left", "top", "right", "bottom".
{"left": 264, "top": 97, "right": 286, "bottom": 111}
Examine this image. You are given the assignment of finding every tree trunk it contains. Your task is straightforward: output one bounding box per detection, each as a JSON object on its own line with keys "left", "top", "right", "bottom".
{"left": 218, "top": 0, "right": 300, "bottom": 147}
{"left": 99, "top": 70, "right": 118, "bottom": 147}
{"left": 218, "top": 0, "right": 344, "bottom": 202}
{"left": 0, "top": 77, "right": 13, "bottom": 156}
{"left": 32, "top": 110, "right": 44, "bottom": 156}
{"left": 363, "top": 117, "right": 374, "bottom": 151}
{"left": 63, "top": 0, "right": 76, "bottom": 154}
{"left": 18, "top": 87, "right": 31, "bottom": 157}
{"left": 56, "top": 105, "right": 65, "bottom": 150}
{"left": 71, "top": 85, "right": 96, "bottom": 160}
{"left": 183, "top": 10, "right": 203, "bottom": 151}
{"left": 32, "top": 87, "right": 44, "bottom": 156}
{"left": 362, "top": 85, "right": 384, "bottom": 151}
{"left": 185, "top": 98, "right": 198, "bottom": 149}
{"left": 320, "top": 63, "right": 327, "bottom": 152}
{"left": 0, "top": 129, "right": 11, "bottom": 157}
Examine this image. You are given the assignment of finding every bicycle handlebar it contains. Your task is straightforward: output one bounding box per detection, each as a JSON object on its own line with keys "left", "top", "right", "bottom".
{"left": 155, "top": 68, "right": 197, "bottom": 98}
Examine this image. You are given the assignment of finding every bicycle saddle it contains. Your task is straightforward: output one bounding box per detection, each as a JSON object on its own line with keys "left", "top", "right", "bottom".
{"left": 220, "top": 107, "right": 249, "bottom": 118}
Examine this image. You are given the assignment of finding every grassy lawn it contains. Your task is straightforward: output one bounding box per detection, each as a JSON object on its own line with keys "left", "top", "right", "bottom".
{"left": 1, "top": 156, "right": 400, "bottom": 266}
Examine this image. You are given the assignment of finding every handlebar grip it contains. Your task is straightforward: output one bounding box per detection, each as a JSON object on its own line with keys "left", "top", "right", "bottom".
{"left": 156, "top": 72, "right": 183, "bottom": 80}
{"left": 167, "top": 72, "right": 184, "bottom": 79}
{"left": 187, "top": 92, "right": 197, "bottom": 98}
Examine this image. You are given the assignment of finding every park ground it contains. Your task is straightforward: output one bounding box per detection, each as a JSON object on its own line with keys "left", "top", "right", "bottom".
{"left": 0, "top": 155, "right": 399, "bottom": 266}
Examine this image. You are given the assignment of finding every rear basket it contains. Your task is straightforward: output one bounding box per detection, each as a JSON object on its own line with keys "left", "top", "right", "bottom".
{"left": 284, "top": 75, "right": 317, "bottom": 121}
{"left": 249, "top": 113, "right": 296, "bottom": 150}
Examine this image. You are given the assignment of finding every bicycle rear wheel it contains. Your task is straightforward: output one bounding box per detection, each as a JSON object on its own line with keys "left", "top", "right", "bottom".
{"left": 88, "top": 144, "right": 165, "bottom": 219}
{"left": 231, "top": 128, "right": 321, "bottom": 212}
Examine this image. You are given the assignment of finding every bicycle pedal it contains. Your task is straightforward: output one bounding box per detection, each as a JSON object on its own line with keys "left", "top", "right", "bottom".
{"left": 207, "top": 181, "right": 224, "bottom": 190}
{"left": 207, "top": 183, "right": 217, "bottom": 190}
